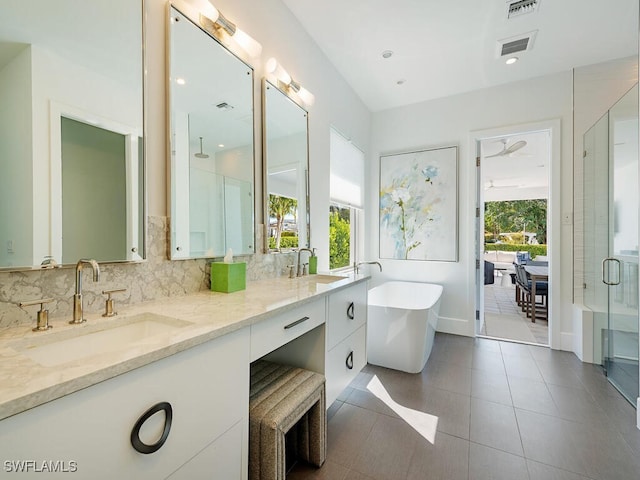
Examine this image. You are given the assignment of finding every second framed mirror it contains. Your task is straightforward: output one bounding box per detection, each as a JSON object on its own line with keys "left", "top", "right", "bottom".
{"left": 263, "top": 80, "right": 310, "bottom": 253}
{"left": 168, "top": 2, "right": 255, "bottom": 260}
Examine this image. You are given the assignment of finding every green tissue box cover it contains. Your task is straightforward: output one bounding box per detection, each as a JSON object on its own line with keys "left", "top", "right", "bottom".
{"left": 211, "top": 262, "right": 246, "bottom": 293}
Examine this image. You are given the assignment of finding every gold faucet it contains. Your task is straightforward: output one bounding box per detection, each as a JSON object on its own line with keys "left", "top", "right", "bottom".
{"left": 296, "top": 248, "right": 314, "bottom": 276}
{"left": 71, "top": 259, "right": 100, "bottom": 324}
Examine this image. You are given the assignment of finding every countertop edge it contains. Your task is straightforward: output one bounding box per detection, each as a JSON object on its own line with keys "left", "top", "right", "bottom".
{"left": 0, "top": 274, "right": 370, "bottom": 420}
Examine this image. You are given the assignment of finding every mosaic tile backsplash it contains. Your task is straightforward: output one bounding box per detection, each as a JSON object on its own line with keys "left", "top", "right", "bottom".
{"left": 0, "top": 216, "right": 297, "bottom": 328}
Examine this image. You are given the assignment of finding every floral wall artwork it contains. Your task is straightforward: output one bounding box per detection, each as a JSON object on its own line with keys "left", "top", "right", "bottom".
{"left": 379, "top": 146, "right": 458, "bottom": 261}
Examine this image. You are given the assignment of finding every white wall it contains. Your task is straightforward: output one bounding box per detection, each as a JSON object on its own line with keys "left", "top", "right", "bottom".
{"left": 215, "top": 145, "right": 254, "bottom": 183}
{"left": 573, "top": 56, "right": 639, "bottom": 304}
{"left": 30, "top": 45, "right": 142, "bottom": 264}
{"left": 368, "top": 72, "right": 573, "bottom": 342}
{"left": 145, "top": 0, "right": 371, "bottom": 270}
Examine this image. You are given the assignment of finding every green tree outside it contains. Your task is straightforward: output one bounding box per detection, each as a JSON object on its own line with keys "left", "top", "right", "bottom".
{"left": 269, "top": 194, "right": 298, "bottom": 250}
{"left": 484, "top": 199, "right": 547, "bottom": 244}
{"left": 329, "top": 206, "right": 350, "bottom": 269}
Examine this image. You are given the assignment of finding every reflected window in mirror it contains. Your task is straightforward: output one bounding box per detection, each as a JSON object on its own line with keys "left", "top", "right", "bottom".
{"left": 263, "top": 80, "right": 309, "bottom": 253}
{"left": 168, "top": 4, "right": 255, "bottom": 260}
{"left": 0, "top": 0, "right": 145, "bottom": 270}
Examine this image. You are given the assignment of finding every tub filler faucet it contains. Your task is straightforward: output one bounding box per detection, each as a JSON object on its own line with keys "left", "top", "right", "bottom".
{"left": 354, "top": 261, "right": 383, "bottom": 274}
{"left": 71, "top": 258, "right": 101, "bottom": 324}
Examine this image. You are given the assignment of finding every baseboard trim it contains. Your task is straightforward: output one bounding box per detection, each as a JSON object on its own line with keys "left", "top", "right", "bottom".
{"left": 560, "top": 332, "right": 575, "bottom": 353}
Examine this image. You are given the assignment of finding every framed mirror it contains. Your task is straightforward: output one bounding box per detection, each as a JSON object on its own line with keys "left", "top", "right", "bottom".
{"left": 168, "top": 3, "right": 255, "bottom": 260}
{"left": 0, "top": 0, "right": 145, "bottom": 271}
{"left": 263, "top": 80, "right": 310, "bottom": 252}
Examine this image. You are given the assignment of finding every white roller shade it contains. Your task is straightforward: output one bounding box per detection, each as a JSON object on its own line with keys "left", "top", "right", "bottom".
{"left": 330, "top": 128, "right": 364, "bottom": 208}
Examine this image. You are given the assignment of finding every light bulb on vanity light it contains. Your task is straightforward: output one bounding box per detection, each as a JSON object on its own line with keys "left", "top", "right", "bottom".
{"left": 265, "top": 58, "right": 292, "bottom": 85}
{"left": 266, "top": 57, "right": 314, "bottom": 106}
{"left": 231, "top": 27, "right": 262, "bottom": 58}
{"left": 296, "top": 85, "right": 315, "bottom": 106}
{"left": 195, "top": 0, "right": 262, "bottom": 58}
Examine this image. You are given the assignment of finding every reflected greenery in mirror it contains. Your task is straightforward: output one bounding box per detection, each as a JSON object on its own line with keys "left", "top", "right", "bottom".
{"left": 0, "top": 0, "right": 145, "bottom": 270}
{"left": 168, "top": 4, "right": 255, "bottom": 259}
{"left": 263, "top": 80, "right": 309, "bottom": 252}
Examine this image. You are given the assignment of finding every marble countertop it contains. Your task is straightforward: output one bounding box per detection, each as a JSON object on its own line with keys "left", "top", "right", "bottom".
{"left": 0, "top": 273, "right": 369, "bottom": 420}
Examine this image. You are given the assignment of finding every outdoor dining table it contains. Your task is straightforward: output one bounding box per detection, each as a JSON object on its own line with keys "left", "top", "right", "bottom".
{"left": 523, "top": 265, "right": 549, "bottom": 322}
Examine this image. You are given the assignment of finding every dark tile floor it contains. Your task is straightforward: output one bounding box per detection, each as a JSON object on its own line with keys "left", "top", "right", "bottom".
{"left": 288, "top": 333, "right": 640, "bottom": 480}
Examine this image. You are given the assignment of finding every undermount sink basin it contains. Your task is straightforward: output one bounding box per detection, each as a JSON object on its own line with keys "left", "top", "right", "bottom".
{"left": 11, "top": 313, "right": 192, "bottom": 367}
{"left": 307, "top": 274, "right": 348, "bottom": 284}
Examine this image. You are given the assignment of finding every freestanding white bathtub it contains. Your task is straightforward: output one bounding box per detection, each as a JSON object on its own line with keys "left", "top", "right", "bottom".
{"left": 367, "top": 281, "right": 443, "bottom": 373}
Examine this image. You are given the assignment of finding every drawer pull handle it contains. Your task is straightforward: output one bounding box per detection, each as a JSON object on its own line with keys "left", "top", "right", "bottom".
{"left": 284, "top": 316, "right": 310, "bottom": 330}
{"left": 347, "top": 302, "right": 355, "bottom": 320}
{"left": 346, "top": 351, "right": 354, "bottom": 370}
{"left": 131, "top": 401, "right": 173, "bottom": 454}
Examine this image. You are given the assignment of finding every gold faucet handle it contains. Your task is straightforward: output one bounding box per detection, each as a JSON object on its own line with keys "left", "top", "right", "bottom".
{"left": 18, "top": 298, "right": 54, "bottom": 332}
{"left": 102, "top": 289, "right": 127, "bottom": 317}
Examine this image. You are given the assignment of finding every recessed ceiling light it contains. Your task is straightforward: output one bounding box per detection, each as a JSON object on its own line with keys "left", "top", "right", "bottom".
{"left": 396, "top": 79, "right": 406, "bottom": 85}
{"left": 382, "top": 50, "right": 393, "bottom": 59}
{"left": 176, "top": 77, "right": 186, "bottom": 85}
{"left": 218, "top": 144, "right": 225, "bottom": 148}
{"left": 505, "top": 56, "right": 519, "bottom": 65}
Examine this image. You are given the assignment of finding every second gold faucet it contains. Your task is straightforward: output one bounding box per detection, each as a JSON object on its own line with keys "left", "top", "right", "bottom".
{"left": 71, "top": 259, "right": 100, "bottom": 324}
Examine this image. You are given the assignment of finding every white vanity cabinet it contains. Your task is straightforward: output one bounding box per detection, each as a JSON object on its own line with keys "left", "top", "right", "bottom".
{"left": 0, "top": 327, "right": 250, "bottom": 480}
{"left": 250, "top": 298, "right": 325, "bottom": 362}
{"left": 249, "top": 281, "right": 368, "bottom": 408}
{"left": 325, "top": 282, "right": 368, "bottom": 406}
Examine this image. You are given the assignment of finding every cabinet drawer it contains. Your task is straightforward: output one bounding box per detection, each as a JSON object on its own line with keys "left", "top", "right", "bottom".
{"left": 326, "top": 282, "right": 367, "bottom": 350}
{"left": 326, "top": 325, "right": 366, "bottom": 407}
{"left": 0, "top": 327, "right": 249, "bottom": 480}
{"left": 250, "top": 298, "right": 326, "bottom": 361}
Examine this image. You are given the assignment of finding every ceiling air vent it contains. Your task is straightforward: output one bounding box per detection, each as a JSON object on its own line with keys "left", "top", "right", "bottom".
{"left": 507, "top": 0, "right": 540, "bottom": 19}
{"left": 216, "top": 102, "right": 234, "bottom": 111}
{"left": 496, "top": 31, "right": 537, "bottom": 58}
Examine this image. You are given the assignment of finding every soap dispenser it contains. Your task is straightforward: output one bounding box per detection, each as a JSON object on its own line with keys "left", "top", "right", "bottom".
{"left": 308, "top": 248, "right": 318, "bottom": 274}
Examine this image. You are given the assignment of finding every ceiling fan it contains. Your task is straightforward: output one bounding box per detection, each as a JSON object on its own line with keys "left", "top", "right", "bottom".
{"left": 485, "top": 139, "right": 528, "bottom": 158}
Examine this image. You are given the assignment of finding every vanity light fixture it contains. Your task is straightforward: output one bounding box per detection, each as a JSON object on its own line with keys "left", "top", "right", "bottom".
{"left": 505, "top": 56, "right": 519, "bottom": 65}
{"left": 265, "top": 58, "right": 315, "bottom": 106}
{"left": 197, "top": 1, "right": 262, "bottom": 58}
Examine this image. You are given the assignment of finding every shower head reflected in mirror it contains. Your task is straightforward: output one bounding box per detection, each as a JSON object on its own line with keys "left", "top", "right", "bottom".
{"left": 194, "top": 136, "right": 210, "bottom": 158}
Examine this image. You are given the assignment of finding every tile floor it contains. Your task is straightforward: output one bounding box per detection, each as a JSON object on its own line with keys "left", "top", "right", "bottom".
{"left": 483, "top": 280, "right": 548, "bottom": 345}
{"left": 288, "top": 333, "right": 640, "bottom": 480}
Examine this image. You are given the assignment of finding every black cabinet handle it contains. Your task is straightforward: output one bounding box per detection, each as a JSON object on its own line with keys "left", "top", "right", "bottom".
{"left": 346, "top": 351, "right": 354, "bottom": 370}
{"left": 346, "top": 302, "right": 355, "bottom": 320}
{"left": 131, "top": 401, "right": 173, "bottom": 454}
{"left": 284, "top": 316, "right": 310, "bottom": 330}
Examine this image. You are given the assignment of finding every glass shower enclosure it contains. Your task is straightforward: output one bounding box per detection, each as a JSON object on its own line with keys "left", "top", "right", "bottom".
{"left": 583, "top": 85, "right": 639, "bottom": 404}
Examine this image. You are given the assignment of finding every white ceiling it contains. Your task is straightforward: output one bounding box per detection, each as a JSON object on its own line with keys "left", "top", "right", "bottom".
{"left": 481, "top": 131, "right": 550, "bottom": 202}
{"left": 282, "top": 0, "right": 639, "bottom": 112}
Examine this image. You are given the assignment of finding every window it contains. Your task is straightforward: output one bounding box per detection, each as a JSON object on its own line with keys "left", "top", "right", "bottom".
{"left": 329, "top": 128, "right": 364, "bottom": 270}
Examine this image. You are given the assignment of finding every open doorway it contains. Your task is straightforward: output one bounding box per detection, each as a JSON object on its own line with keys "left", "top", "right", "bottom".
{"left": 476, "top": 129, "right": 551, "bottom": 345}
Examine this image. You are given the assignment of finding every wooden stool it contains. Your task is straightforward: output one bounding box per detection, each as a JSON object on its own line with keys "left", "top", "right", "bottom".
{"left": 249, "top": 360, "right": 326, "bottom": 480}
